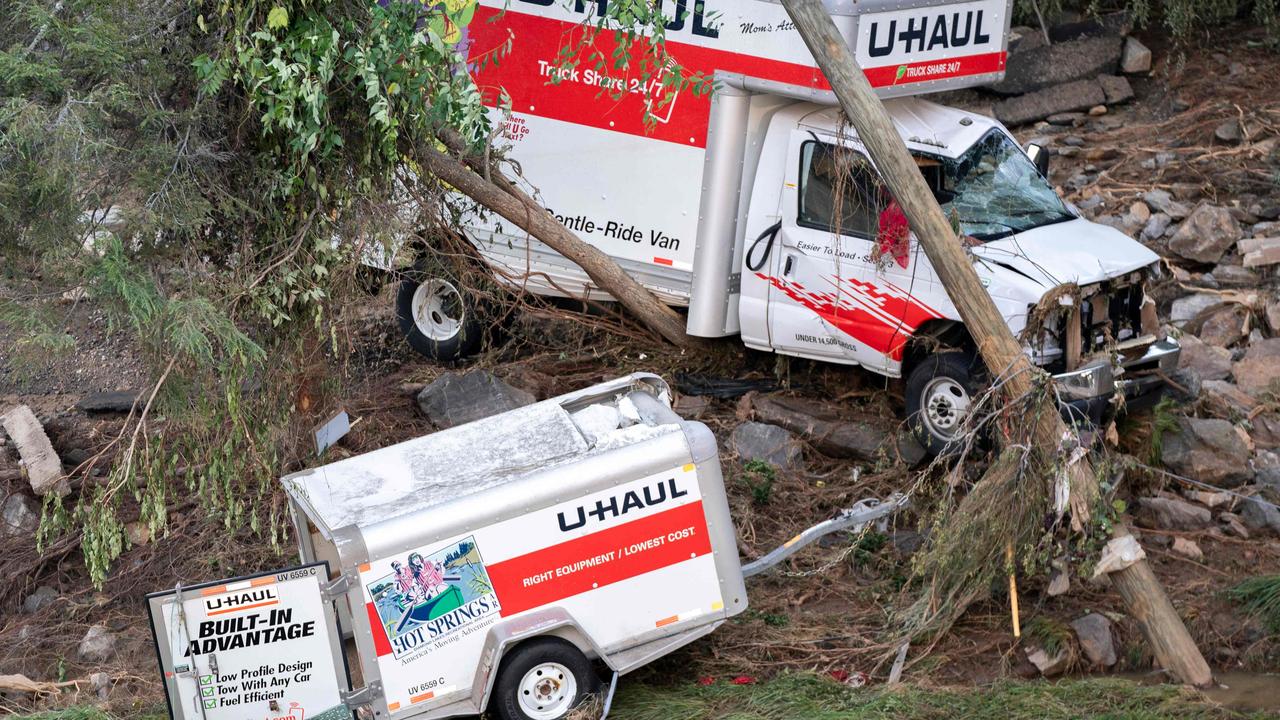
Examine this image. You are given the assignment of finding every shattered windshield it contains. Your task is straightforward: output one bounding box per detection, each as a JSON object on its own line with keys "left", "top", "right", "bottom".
{"left": 927, "top": 130, "right": 1074, "bottom": 241}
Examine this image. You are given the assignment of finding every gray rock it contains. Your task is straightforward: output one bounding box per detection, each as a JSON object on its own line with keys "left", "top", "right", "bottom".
{"left": 1170, "top": 293, "right": 1223, "bottom": 326}
{"left": 3, "top": 494, "right": 39, "bottom": 537}
{"left": 1025, "top": 645, "right": 1071, "bottom": 677}
{"left": 1160, "top": 417, "right": 1254, "bottom": 488}
{"left": 988, "top": 34, "right": 1122, "bottom": 95}
{"left": 1196, "top": 305, "right": 1249, "bottom": 348}
{"left": 23, "top": 585, "right": 58, "bottom": 614}
{"left": 995, "top": 79, "right": 1107, "bottom": 127}
{"left": 1143, "top": 189, "right": 1191, "bottom": 219}
{"left": 1047, "top": 112, "right": 1085, "bottom": 126}
{"left": 752, "top": 395, "right": 888, "bottom": 461}
{"left": 415, "top": 371, "right": 536, "bottom": 429}
{"left": 1240, "top": 497, "right": 1280, "bottom": 535}
{"left": 1141, "top": 213, "right": 1172, "bottom": 241}
{"left": 1178, "top": 334, "right": 1232, "bottom": 381}
{"left": 1210, "top": 264, "right": 1260, "bottom": 287}
{"left": 1121, "top": 36, "right": 1152, "bottom": 73}
{"left": 90, "top": 672, "right": 111, "bottom": 700}
{"left": 1168, "top": 205, "right": 1240, "bottom": 264}
{"left": 1215, "top": 119, "right": 1243, "bottom": 144}
{"left": 1201, "top": 380, "right": 1258, "bottom": 417}
{"left": 1233, "top": 338, "right": 1280, "bottom": 397}
{"left": 1136, "top": 496, "right": 1212, "bottom": 531}
{"left": 77, "top": 624, "right": 116, "bottom": 662}
{"left": 75, "top": 391, "right": 140, "bottom": 414}
{"left": 1268, "top": 300, "right": 1280, "bottom": 334}
{"left": 1098, "top": 74, "right": 1134, "bottom": 104}
{"left": 731, "top": 422, "right": 803, "bottom": 471}
{"left": 1257, "top": 451, "right": 1280, "bottom": 493}
{"left": 1071, "top": 613, "right": 1117, "bottom": 667}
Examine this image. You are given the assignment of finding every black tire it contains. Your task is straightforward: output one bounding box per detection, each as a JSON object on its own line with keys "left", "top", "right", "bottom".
{"left": 492, "top": 638, "right": 597, "bottom": 720}
{"left": 905, "top": 351, "right": 982, "bottom": 457}
{"left": 395, "top": 274, "right": 484, "bottom": 361}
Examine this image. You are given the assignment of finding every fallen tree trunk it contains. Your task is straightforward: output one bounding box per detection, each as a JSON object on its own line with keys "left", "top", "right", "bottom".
{"left": 416, "top": 140, "right": 696, "bottom": 348}
{"left": 781, "top": 0, "right": 1212, "bottom": 687}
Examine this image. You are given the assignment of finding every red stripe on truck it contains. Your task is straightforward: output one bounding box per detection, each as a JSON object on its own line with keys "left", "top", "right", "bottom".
{"left": 469, "top": 7, "right": 1006, "bottom": 148}
{"left": 487, "top": 501, "right": 712, "bottom": 617}
{"left": 367, "top": 601, "right": 393, "bottom": 657}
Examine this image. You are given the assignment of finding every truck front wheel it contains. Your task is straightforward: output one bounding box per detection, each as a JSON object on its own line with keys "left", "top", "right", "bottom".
{"left": 492, "top": 638, "right": 597, "bottom": 720}
{"left": 396, "top": 275, "right": 484, "bottom": 361}
{"left": 905, "top": 352, "right": 982, "bottom": 457}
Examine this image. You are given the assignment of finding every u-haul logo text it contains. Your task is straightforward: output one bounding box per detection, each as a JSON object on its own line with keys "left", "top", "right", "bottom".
{"left": 867, "top": 8, "right": 994, "bottom": 58}
{"left": 557, "top": 477, "right": 689, "bottom": 532}
{"left": 205, "top": 588, "right": 278, "bottom": 614}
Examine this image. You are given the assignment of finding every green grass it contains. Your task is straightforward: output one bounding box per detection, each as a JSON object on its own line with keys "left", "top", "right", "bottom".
{"left": 1227, "top": 574, "right": 1280, "bottom": 634}
{"left": 610, "top": 673, "right": 1263, "bottom": 720}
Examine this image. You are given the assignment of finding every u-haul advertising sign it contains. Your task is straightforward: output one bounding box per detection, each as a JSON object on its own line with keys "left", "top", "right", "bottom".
{"left": 360, "top": 463, "right": 722, "bottom": 714}
{"left": 464, "top": 0, "right": 1008, "bottom": 277}
{"left": 146, "top": 564, "right": 351, "bottom": 720}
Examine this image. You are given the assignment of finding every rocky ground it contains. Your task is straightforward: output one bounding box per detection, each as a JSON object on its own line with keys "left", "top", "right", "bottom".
{"left": 3, "top": 17, "right": 1280, "bottom": 719}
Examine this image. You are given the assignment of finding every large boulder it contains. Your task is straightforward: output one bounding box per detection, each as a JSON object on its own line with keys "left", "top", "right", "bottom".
{"left": 415, "top": 371, "right": 536, "bottom": 429}
{"left": 995, "top": 79, "right": 1106, "bottom": 126}
{"left": 1170, "top": 293, "right": 1223, "bottom": 326}
{"left": 1097, "top": 74, "right": 1134, "bottom": 105}
{"left": 1240, "top": 496, "right": 1280, "bottom": 536}
{"left": 987, "top": 34, "right": 1122, "bottom": 95}
{"left": 1168, "top": 205, "right": 1240, "bottom": 264}
{"left": 731, "top": 422, "right": 803, "bottom": 471}
{"left": 1234, "top": 338, "right": 1280, "bottom": 397}
{"left": 1178, "top": 334, "right": 1232, "bottom": 381}
{"left": 1160, "top": 417, "right": 1253, "bottom": 488}
{"left": 1136, "top": 496, "right": 1212, "bottom": 531}
{"left": 1143, "top": 190, "right": 1190, "bottom": 220}
{"left": 1071, "top": 613, "right": 1117, "bottom": 667}
{"left": 752, "top": 395, "right": 888, "bottom": 461}
{"left": 1195, "top": 305, "right": 1250, "bottom": 348}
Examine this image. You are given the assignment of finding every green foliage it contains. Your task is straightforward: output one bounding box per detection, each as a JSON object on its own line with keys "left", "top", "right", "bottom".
{"left": 740, "top": 459, "right": 777, "bottom": 506}
{"left": 1149, "top": 395, "right": 1179, "bottom": 465}
{"left": 1227, "top": 574, "right": 1280, "bottom": 634}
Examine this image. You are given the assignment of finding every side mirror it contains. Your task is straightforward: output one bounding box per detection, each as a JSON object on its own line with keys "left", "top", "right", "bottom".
{"left": 1026, "top": 143, "right": 1050, "bottom": 176}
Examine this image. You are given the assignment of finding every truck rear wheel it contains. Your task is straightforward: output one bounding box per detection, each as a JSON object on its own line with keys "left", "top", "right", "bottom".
{"left": 905, "top": 352, "right": 982, "bottom": 457}
{"left": 492, "top": 638, "right": 597, "bottom": 720}
{"left": 396, "top": 275, "right": 484, "bottom": 361}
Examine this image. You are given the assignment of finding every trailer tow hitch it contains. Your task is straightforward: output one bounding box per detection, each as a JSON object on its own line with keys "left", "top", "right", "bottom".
{"left": 740, "top": 494, "right": 908, "bottom": 578}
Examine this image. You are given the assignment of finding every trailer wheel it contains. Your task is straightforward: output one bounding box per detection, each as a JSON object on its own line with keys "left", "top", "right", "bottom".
{"left": 492, "top": 638, "right": 596, "bottom": 720}
{"left": 905, "top": 352, "right": 982, "bottom": 457}
{"left": 396, "top": 275, "right": 484, "bottom": 361}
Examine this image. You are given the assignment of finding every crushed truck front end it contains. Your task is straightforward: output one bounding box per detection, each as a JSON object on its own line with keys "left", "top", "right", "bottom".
{"left": 281, "top": 374, "right": 746, "bottom": 720}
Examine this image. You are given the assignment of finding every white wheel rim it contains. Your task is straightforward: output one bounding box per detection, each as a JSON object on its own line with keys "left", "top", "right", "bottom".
{"left": 411, "top": 279, "right": 464, "bottom": 342}
{"left": 517, "top": 662, "right": 577, "bottom": 720}
{"left": 921, "top": 376, "right": 971, "bottom": 439}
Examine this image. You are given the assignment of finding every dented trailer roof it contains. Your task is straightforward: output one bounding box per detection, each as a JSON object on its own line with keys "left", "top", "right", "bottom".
{"left": 282, "top": 374, "right": 681, "bottom": 538}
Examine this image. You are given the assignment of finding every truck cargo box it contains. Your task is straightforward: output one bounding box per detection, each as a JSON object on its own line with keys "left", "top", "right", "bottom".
{"left": 464, "top": 0, "right": 1012, "bottom": 303}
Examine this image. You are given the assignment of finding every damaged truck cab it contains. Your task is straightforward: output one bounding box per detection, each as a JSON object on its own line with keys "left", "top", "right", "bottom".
{"left": 396, "top": 0, "right": 1178, "bottom": 455}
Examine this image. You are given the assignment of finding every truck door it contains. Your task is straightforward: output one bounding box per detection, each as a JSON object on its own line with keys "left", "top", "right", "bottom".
{"left": 762, "top": 133, "right": 940, "bottom": 375}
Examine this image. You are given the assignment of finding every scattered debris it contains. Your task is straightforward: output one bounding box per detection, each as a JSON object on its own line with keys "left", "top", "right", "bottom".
{"left": 74, "top": 390, "right": 139, "bottom": 414}
{"left": 0, "top": 405, "right": 69, "bottom": 497}
{"left": 415, "top": 370, "right": 535, "bottom": 429}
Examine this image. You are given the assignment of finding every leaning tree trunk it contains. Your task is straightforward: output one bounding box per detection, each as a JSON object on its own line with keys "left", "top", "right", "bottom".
{"left": 416, "top": 141, "right": 696, "bottom": 348}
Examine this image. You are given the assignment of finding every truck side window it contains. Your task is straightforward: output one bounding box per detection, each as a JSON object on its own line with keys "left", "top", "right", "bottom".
{"left": 798, "top": 141, "right": 883, "bottom": 239}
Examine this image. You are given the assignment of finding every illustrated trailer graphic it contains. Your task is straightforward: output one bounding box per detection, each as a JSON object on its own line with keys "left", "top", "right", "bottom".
{"left": 366, "top": 537, "right": 501, "bottom": 658}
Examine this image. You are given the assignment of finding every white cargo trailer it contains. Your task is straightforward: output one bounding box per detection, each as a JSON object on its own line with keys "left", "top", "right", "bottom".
{"left": 396, "top": 0, "right": 1178, "bottom": 455}
{"left": 281, "top": 373, "right": 899, "bottom": 720}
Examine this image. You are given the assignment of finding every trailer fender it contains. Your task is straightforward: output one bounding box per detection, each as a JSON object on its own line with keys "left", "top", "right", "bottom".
{"left": 472, "top": 608, "right": 605, "bottom": 713}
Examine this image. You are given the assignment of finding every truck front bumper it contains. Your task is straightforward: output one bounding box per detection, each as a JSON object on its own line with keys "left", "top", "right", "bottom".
{"left": 1051, "top": 337, "right": 1181, "bottom": 426}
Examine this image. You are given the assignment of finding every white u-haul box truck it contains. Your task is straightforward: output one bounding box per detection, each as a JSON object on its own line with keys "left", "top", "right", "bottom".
{"left": 397, "top": 0, "right": 1179, "bottom": 455}
{"left": 283, "top": 374, "right": 900, "bottom": 720}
